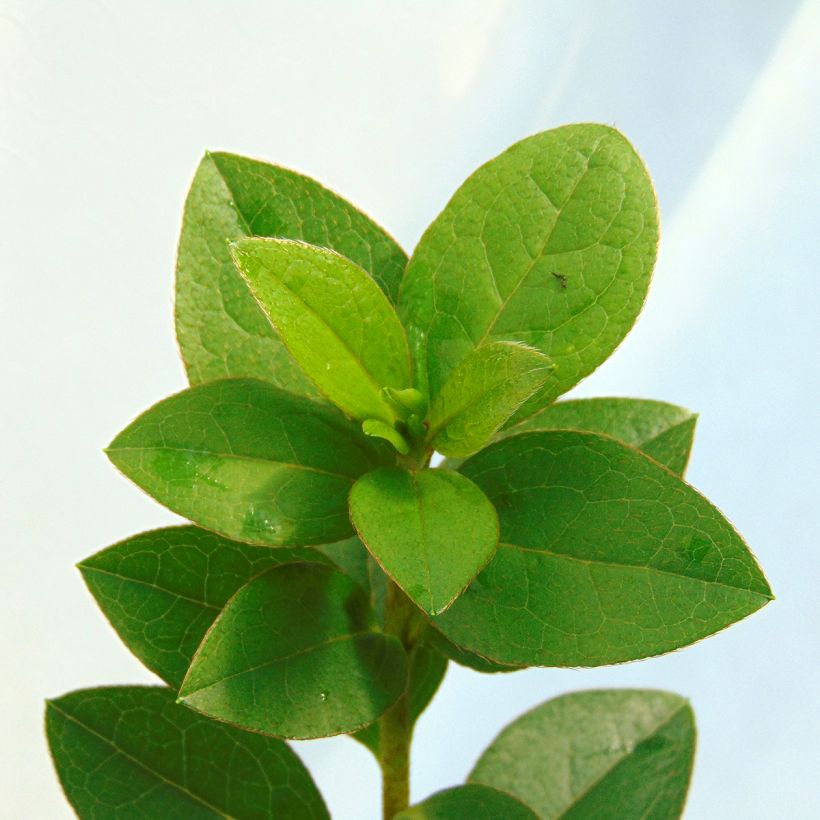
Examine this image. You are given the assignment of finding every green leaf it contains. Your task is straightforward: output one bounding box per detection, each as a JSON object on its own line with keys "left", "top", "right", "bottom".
{"left": 427, "top": 627, "right": 520, "bottom": 675}
{"left": 353, "top": 640, "right": 448, "bottom": 756}
{"left": 470, "top": 689, "right": 695, "bottom": 819}
{"left": 399, "top": 124, "right": 658, "bottom": 420}
{"left": 178, "top": 562, "right": 408, "bottom": 739}
{"left": 396, "top": 785, "right": 538, "bottom": 819}
{"left": 231, "top": 238, "right": 411, "bottom": 424}
{"left": 46, "top": 686, "right": 329, "bottom": 819}
{"left": 78, "top": 526, "right": 330, "bottom": 688}
{"left": 427, "top": 342, "right": 554, "bottom": 457}
{"left": 106, "top": 378, "right": 388, "bottom": 546}
{"left": 434, "top": 431, "right": 772, "bottom": 666}
{"left": 503, "top": 397, "right": 698, "bottom": 475}
{"left": 349, "top": 467, "right": 499, "bottom": 616}
{"left": 176, "top": 151, "right": 406, "bottom": 391}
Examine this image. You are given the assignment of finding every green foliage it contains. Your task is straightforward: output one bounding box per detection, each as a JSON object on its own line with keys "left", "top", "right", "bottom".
{"left": 46, "top": 686, "right": 329, "bottom": 819}
{"left": 49, "top": 125, "right": 772, "bottom": 819}
{"left": 106, "top": 378, "right": 388, "bottom": 545}
{"left": 470, "top": 690, "right": 695, "bottom": 819}
{"left": 427, "top": 342, "right": 554, "bottom": 457}
{"left": 434, "top": 430, "right": 771, "bottom": 667}
{"left": 178, "top": 562, "right": 408, "bottom": 739}
{"left": 79, "top": 526, "right": 330, "bottom": 688}
{"left": 399, "top": 124, "right": 658, "bottom": 422}
{"left": 176, "top": 152, "right": 406, "bottom": 391}
{"left": 231, "top": 238, "right": 411, "bottom": 424}
{"left": 350, "top": 468, "right": 498, "bottom": 615}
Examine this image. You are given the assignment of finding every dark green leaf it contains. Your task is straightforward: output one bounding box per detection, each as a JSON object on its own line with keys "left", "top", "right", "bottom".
{"left": 79, "top": 526, "right": 329, "bottom": 688}
{"left": 106, "top": 379, "right": 388, "bottom": 546}
{"left": 349, "top": 468, "right": 499, "bottom": 615}
{"left": 353, "top": 641, "right": 448, "bottom": 756}
{"left": 503, "top": 397, "right": 698, "bottom": 475}
{"left": 46, "top": 686, "right": 329, "bottom": 819}
{"left": 176, "top": 151, "right": 406, "bottom": 390}
{"left": 399, "top": 124, "right": 658, "bottom": 420}
{"left": 396, "top": 785, "right": 538, "bottom": 819}
{"left": 470, "top": 689, "right": 695, "bottom": 819}
{"left": 434, "top": 431, "right": 772, "bottom": 666}
{"left": 178, "top": 562, "right": 407, "bottom": 739}
{"left": 427, "top": 342, "right": 554, "bottom": 457}
{"left": 427, "top": 627, "right": 520, "bottom": 674}
{"left": 231, "top": 238, "right": 411, "bottom": 424}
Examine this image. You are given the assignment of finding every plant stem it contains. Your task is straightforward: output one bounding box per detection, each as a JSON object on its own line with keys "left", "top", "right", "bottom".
{"left": 380, "top": 581, "right": 415, "bottom": 818}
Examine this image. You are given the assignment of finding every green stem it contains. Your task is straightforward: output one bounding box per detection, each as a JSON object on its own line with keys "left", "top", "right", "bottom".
{"left": 379, "top": 581, "right": 416, "bottom": 818}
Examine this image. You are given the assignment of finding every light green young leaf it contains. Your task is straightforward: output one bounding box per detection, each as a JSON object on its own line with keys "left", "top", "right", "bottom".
{"left": 470, "top": 689, "right": 695, "bottom": 820}
{"left": 434, "top": 431, "right": 772, "bottom": 666}
{"left": 231, "top": 238, "right": 411, "bottom": 424}
{"left": 178, "top": 562, "right": 407, "bottom": 739}
{"left": 46, "top": 686, "right": 329, "bottom": 819}
{"left": 176, "top": 151, "right": 406, "bottom": 391}
{"left": 106, "top": 379, "right": 388, "bottom": 546}
{"left": 349, "top": 468, "right": 499, "bottom": 616}
{"left": 79, "top": 526, "right": 330, "bottom": 688}
{"left": 396, "top": 785, "right": 538, "bottom": 820}
{"left": 503, "top": 397, "right": 698, "bottom": 475}
{"left": 399, "top": 124, "right": 658, "bottom": 420}
{"left": 353, "top": 641, "right": 448, "bottom": 756}
{"left": 427, "top": 342, "right": 554, "bottom": 457}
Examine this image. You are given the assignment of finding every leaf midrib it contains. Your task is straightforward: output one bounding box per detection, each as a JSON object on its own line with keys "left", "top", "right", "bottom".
{"left": 107, "top": 444, "right": 357, "bottom": 482}
{"left": 48, "top": 701, "right": 234, "bottom": 819}
{"left": 182, "top": 632, "right": 376, "bottom": 697}
{"left": 554, "top": 702, "right": 688, "bottom": 818}
{"left": 499, "top": 542, "right": 772, "bottom": 598}
{"left": 472, "top": 133, "right": 609, "bottom": 351}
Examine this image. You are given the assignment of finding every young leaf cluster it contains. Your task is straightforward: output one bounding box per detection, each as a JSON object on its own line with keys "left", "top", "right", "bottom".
{"left": 47, "top": 125, "right": 771, "bottom": 819}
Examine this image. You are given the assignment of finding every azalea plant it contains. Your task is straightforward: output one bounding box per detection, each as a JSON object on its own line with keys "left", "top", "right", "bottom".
{"left": 46, "top": 124, "right": 771, "bottom": 819}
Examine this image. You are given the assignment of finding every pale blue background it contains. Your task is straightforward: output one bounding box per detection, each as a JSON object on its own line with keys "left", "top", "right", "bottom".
{"left": 2, "top": 2, "right": 818, "bottom": 817}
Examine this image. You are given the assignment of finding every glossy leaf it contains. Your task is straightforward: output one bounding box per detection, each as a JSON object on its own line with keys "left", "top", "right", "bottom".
{"left": 353, "top": 641, "right": 448, "bottom": 756}
{"left": 504, "top": 397, "right": 698, "bottom": 475}
{"left": 399, "top": 124, "right": 658, "bottom": 420}
{"left": 179, "top": 562, "right": 407, "bottom": 739}
{"left": 427, "top": 342, "right": 554, "bottom": 457}
{"left": 350, "top": 467, "right": 499, "bottom": 616}
{"left": 470, "top": 689, "right": 695, "bottom": 819}
{"left": 79, "top": 526, "right": 329, "bottom": 688}
{"left": 396, "top": 785, "right": 538, "bottom": 820}
{"left": 434, "top": 431, "right": 772, "bottom": 666}
{"left": 231, "top": 238, "right": 411, "bottom": 424}
{"left": 46, "top": 686, "right": 329, "bottom": 819}
{"left": 106, "top": 379, "right": 388, "bottom": 546}
{"left": 176, "top": 151, "right": 406, "bottom": 391}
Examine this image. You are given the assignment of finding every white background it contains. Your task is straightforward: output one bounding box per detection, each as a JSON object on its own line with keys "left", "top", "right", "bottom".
{"left": 2, "top": 1, "right": 819, "bottom": 817}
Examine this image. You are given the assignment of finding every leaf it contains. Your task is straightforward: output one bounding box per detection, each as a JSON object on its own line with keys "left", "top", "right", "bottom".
{"left": 396, "top": 785, "right": 538, "bottom": 819}
{"left": 231, "top": 238, "right": 411, "bottom": 424}
{"left": 434, "top": 430, "right": 772, "bottom": 666}
{"left": 349, "top": 467, "right": 499, "bottom": 616}
{"left": 106, "top": 378, "right": 388, "bottom": 546}
{"left": 503, "top": 397, "right": 698, "bottom": 475}
{"left": 470, "top": 689, "right": 696, "bottom": 820}
{"left": 46, "top": 686, "right": 329, "bottom": 819}
{"left": 352, "top": 640, "right": 448, "bottom": 756}
{"left": 426, "top": 342, "right": 554, "bottom": 457}
{"left": 176, "top": 151, "right": 406, "bottom": 391}
{"left": 399, "top": 124, "right": 658, "bottom": 421}
{"left": 178, "top": 562, "right": 407, "bottom": 739}
{"left": 427, "top": 627, "right": 520, "bottom": 675}
{"left": 79, "top": 526, "right": 330, "bottom": 688}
